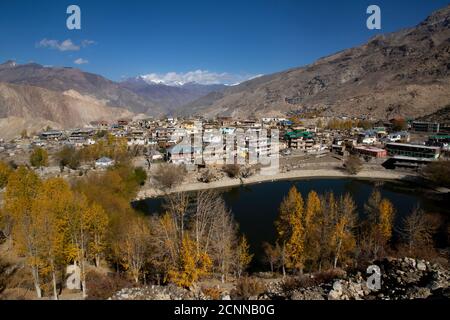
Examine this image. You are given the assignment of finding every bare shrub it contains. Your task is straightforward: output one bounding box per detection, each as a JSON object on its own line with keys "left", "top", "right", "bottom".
{"left": 344, "top": 155, "right": 363, "bottom": 175}
{"left": 281, "top": 275, "right": 316, "bottom": 291}
{"left": 153, "top": 163, "right": 187, "bottom": 190}
{"left": 232, "top": 277, "right": 266, "bottom": 300}
{"left": 312, "top": 269, "right": 346, "bottom": 284}
{"left": 240, "top": 165, "right": 260, "bottom": 179}
{"left": 421, "top": 160, "right": 450, "bottom": 188}
{"left": 0, "top": 258, "right": 11, "bottom": 294}
{"left": 223, "top": 164, "right": 240, "bottom": 178}
{"left": 85, "top": 271, "right": 135, "bottom": 300}
{"left": 198, "top": 169, "right": 217, "bottom": 183}
{"left": 282, "top": 269, "right": 346, "bottom": 292}
{"left": 398, "top": 208, "right": 442, "bottom": 258}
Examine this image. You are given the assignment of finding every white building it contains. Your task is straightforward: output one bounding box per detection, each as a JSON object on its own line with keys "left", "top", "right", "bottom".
{"left": 95, "top": 157, "right": 115, "bottom": 168}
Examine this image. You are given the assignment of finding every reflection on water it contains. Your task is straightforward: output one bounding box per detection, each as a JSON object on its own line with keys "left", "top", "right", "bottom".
{"left": 134, "top": 178, "right": 449, "bottom": 270}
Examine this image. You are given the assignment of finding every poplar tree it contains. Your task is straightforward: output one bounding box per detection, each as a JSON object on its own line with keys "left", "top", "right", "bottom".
{"left": 0, "top": 161, "right": 12, "bottom": 189}
{"left": 32, "top": 178, "right": 73, "bottom": 300}
{"left": 86, "top": 203, "right": 109, "bottom": 268}
{"left": 304, "top": 191, "right": 322, "bottom": 270}
{"left": 4, "top": 167, "right": 43, "bottom": 298}
{"left": 118, "top": 216, "right": 151, "bottom": 283}
{"left": 363, "top": 190, "right": 395, "bottom": 259}
{"left": 276, "top": 186, "right": 305, "bottom": 274}
{"left": 235, "top": 235, "right": 253, "bottom": 278}
{"left": 67, "top": 194, "right": 109, "bottom": 298}
{"left": 330, "top": 194, "right": 357, "bottom": 268}
{"left": 168, "top": 234, "right": 211, "bottom": 288}
{"left": 316, "top": 192, "right": 337, "bottom": 271}
{"left": 378, "top": 199, "right": 395, "bottom": 241}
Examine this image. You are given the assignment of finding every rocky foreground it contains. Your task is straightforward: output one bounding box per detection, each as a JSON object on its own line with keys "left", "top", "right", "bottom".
{"left": 110, "top": 258, "right": 450, "bottom": 300}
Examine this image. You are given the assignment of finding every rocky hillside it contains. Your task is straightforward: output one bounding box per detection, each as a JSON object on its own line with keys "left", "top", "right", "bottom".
{"left": 0, "top": 82, "right": 133, "bottom": 140}
{"left": 109, "top": 257, "right": 450, "bottom": 300}
{"left": 416, "top": 105, "right": 450, "bottom": 123}
{"left": 0, "top": 61, "right": 163, "bottom": 116}
{"left": 184, "top": 5, "right": 450, "bottom": 120}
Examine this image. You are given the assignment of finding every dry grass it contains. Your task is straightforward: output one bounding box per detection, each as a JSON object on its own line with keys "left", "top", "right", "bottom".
{"left": 85, "top": 271, "right": 135, "bottom": 300}
{"left": 231, "top": 277, "right": 266, "bottom": 300}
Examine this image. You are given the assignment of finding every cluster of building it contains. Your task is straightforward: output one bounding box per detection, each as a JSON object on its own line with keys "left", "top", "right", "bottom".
{"left": 1, "top": 115, "right": 448, "bottom": 171}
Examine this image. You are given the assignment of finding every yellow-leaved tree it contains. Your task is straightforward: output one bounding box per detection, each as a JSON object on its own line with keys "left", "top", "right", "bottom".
{"left": 32, "top": 178, "right": 74, "bottom": 300}
{"left": 363, "top": 190, "right": 396, "bottom": 259}
{"left": 168, "top": 234, "right": 211, "bottom": 288}
{"left": 4, "top": 166, "right": 43, "bottom": 298}
{"left": 0, "top": 161, "right": 12, "bottom": 189}
{"left": 66, "top": 193, "right": 109, "bottom": 298}
{"left": 117, "top": 215, "right": 151, "bottom": 283}
{"left": 276, "top": 186, "right": 305, "bottom": 275}
{"left": 85, "top": 203, "right": 109, "bottom": 268}
{"left": 378, "top": 199, "right": 395, "bottom": 244}
{"left": 330, "top": 194, "right": 357, "bottom": 268}
{"left": 235, "top": 235, "right": 253, "bottom": 278}
{"left": 304, "top": 191, "right": 322, "bottom": 270}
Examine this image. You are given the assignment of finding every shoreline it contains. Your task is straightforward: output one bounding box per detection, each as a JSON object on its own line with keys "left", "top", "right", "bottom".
{"left": 136, "top": 168, "right": 418, "bottom": 200}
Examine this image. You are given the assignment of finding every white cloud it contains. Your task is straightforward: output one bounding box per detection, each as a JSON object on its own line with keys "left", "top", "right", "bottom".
{"left": 140, "top": 70, "right": 261, "bottom": 86}
{"left": 81, "top": 40, "right": 96, "bottom": 47}
{"left": 37, "top": 39, "right": 96, "bottom": 52}
{"left": 37, "top": 39, "right": 79, "bottom": 51}
{"left": 74, "top": 58, "right": 89, "bottom": 65}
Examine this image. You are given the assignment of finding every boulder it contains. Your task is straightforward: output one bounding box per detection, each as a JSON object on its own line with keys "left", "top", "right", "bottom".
{"left": 416, "top": 261, "right": 427, "bottom": 272}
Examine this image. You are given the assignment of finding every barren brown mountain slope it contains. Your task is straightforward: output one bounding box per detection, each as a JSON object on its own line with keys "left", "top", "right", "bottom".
{"left": 184, "top": 5, "right": 450, "bottom": 120}
{"left": 0, "top": 82, "right": 133, "bottom": 140}
{"left": 0, "top": 62, "right": 163, "bottom": 116}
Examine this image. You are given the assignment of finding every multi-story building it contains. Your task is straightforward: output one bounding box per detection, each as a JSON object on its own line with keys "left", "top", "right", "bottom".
{"left": 385, "top": 143, "right": 441, "bottom": 159}
{"left": 412, "top": 121, "right": 440, "bottom": 133}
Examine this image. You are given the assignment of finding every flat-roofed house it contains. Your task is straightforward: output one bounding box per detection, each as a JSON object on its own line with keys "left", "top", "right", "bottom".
{"left": 385, "top": 143, "right": 440, "bottom": 159}
{"left": 40, "top": 130, "right": 64, "bottom": 141}
{"left": 354, "top": 146, "right": 387, "bottom": 158}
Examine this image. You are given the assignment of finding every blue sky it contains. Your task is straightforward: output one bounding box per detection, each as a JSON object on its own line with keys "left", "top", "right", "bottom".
{"left": 0, "top": 0, "right": 449, "bottom": 83}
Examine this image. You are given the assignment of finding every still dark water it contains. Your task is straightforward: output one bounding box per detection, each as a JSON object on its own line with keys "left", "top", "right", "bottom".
{"left": 134, "top": 178, "right": 449, "bottom": 270}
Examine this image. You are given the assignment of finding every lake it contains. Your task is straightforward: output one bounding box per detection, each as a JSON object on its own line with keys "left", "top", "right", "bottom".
{"left": 134, "top": 178, "right": 449, "bottom": 270}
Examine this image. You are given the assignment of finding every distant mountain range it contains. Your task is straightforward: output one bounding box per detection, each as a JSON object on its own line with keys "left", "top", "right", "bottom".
{"left": 183, "top": 4, "right": 450, "bottom": 120}
{"left": 0, "top": 4, "right": 449, "bottom": 139}
{"left": 0, "top": 62, "right": 226, "bottom": 139}
{"left": 120, "top": 76, "right": 226, "bottom": 113}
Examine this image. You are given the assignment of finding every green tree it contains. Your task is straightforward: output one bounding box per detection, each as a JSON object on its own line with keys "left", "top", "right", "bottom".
{"left": 30, "top": 147, "right": 49, "bottom": 168}
{"left": 132, "top": 167, "right": 148, "bottom": 186}
{"left": 57, "top": 146, "right": 81, "bottom": 170}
